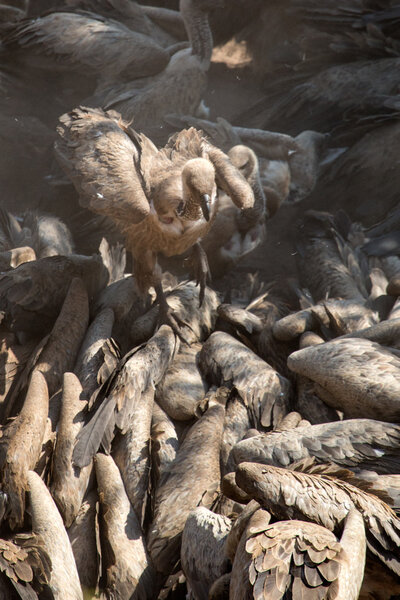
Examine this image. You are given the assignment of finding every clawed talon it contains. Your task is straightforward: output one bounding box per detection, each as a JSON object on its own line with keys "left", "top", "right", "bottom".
{"left": 157, "top": 304, "right": 192, "bottom": 345}
{"left": 155, "top": 282, "right": 193, "bottom": 344}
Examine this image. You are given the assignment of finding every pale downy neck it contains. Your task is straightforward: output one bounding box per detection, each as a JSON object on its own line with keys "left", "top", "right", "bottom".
{"left": 179, "top": 0, "right": 213, "bottom": 67}
{"left": 228, "top": 146, "right": 266, "bottom": 231}
{"left": 179, "top": 158, "right": 216, "bottom": 221}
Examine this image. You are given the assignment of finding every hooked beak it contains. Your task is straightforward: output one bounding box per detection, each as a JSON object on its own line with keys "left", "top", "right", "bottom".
{"left": 200, "top": 194, "right": 210, "bottom": 221}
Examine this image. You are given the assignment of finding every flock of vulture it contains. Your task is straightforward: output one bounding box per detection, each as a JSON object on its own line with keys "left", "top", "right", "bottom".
{"left": 2, "top": 0, "right": 400, "bottom": 599}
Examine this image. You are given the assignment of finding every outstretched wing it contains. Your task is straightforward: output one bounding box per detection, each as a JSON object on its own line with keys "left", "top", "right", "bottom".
{"left": 55, "top": 105, "right": 150, "bottom": 224}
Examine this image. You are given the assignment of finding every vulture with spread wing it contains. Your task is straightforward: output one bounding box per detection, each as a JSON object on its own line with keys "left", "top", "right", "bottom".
{"left": 55, "top": 106, "right": 254, "bottom": 334}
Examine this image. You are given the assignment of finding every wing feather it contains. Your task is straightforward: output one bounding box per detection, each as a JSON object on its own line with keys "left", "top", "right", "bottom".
{"left": 55, "top": 106, "right": 150, "bottom": 224}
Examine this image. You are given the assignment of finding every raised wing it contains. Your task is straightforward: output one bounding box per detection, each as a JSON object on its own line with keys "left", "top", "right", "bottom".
{"left": 55, "top": 106, "right": 151, "bottom": 224}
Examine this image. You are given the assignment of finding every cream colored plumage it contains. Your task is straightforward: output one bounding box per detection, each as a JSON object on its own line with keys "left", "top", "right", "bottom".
{"left": 181, "top": 507, "right": 231, "bottom": 600}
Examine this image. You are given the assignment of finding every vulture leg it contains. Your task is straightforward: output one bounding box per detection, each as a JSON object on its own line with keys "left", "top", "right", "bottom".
{"left": 191, "top": 242, "right": 211, "bottom": 306}
{"left": 155, "top": 282, "right": 192, "bottom": 344}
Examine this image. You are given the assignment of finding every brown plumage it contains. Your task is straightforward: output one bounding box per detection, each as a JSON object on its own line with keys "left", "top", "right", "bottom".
{"left": 355, "top": 472, "right": 400, "bottom": 514}
{"left": 0, "top": 533, "right": 52, "bottom": 599}
{"left": 232, "top": 419, "right": 400, "bottom": 474}
{"left": 66, "top": 490, "right": 98, "bottom": 596}
{"left": 147, "top": 387, "right": 227, "bottom": 577}
{"left": 0, "top": 370, "right": 48, "bottom": 529}
{"left": 274, "top": 410, "right": 310, "bottom": 432}
{"left": 164, "top": 114, "right": 299, "bottom": 161}
{"left": 230, "top": 507, "right": 365, "bottom": 600}
{"left": 199, "top": 331, "right": 291, "bottom": 430}
{"left": 112, "top": 384, "right": 154, "bottom": 525}
{"left": 156, "top": 341, "right": 207, "bottom": 421}
{"left": 73, "top": 324, "right": 178, "bottom": 468}
{"left": 254, "top": 57, "right": 400, "bottom": 134}
{"left": 208, "top": 573, "right": 231, "bottom": 600}
{"left": 94, "top": 453, "right": 156, "bottom": 600}
{"left": 0, "top": 332, "right": 37, "bottom": 426}
{"left": 90, "top": 0, "right": 217, "bottom": 128}
{"left": 93, "top": 275, "right": 147, "bottom": 331}
{"left": 27, "top": 470, "right": 83, "bottom": 599}
{"left": 224, "top": 144, "right": 266, "bottom": 230}
{"left": 312, "top": 121, "right": 400, "bottom": 224}
{"left": 287, "top": 130, "right": 328, "bottom": 203}
{"left": 360, "top": 555, "right": 400, "bottom": 599}
{"left": 0, "top": 246, "right": 35, "bottom": 270}
{"left": 272, "top": 299, "right": 378, "bottom": 342}
{"left": 27, "top": 277, "right": 89, "bottom": 398}
{"left": 220, "top": 391, "right": 251, "bottom": 475}
{"left": 0, "top": 209, "right": 75, "bottom": 259}
{"left": 295, "top": 210, "right": 372, "bottom": 304}
{"left": 288, "top": 337, "right": 400, "bottom": 422}
{"left": 224, "top": 499, "right": 263, "bottom": 564}
{"left": 165, "top": 115, "right": 294, "bottom": 217}
{"left": 0, "top": 253, "right": 107, "bottom": 335}
{"left": 55, "top": 106, "right": 253, "bottom": 328}
{"left": 217, "top": 290, "right": 294, "bottom": 378}
{"left": 258, "top": 157, "right": 291, "bottom": 216}
{"left": 236, "top": 462, "right": 400, "bottom": 576}
{"left": 201, "top": 144, "right": 266, "bottom": 275}
{"left": 50, "top": 373, "right": 92, "bottom": 528}
{"left": 130, "top": 280, "right": 219, "bottom": 345}
{"left": 338, "top": 316, "right": 400, "bottom": 348}
{"left": 73, "top": 306, "right": 115, "bottom": 402}
{"left": 221, "top": 471, "right": 251, "bottom": 505}
{"left": 66, "top": 0, "right": 184, "bottom": 46}
{"left": 4, "top": 9, "right": 171, "bottom": 88}
{"left": 150, "top": 402, "right": 179, "bottom": 493}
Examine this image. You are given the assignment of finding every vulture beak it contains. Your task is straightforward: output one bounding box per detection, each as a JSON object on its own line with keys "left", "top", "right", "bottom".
{"left": 200, "top": 194, "right": 210, "bottom": 221}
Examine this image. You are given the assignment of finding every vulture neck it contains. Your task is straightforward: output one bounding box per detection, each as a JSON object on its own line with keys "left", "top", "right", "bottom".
{"left": 180, "top": 197, "right": 204, "bottom": 222}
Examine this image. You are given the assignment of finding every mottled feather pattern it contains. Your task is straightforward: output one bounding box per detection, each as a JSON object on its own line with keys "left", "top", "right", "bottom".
{"left": 73, "top": 325, "right": 178, "bottom": 467}
{"left": 55, "top": 106, "right": 150, "bottom": 224}
{"left": 200, "top": 331, "right": 291, "bottom": 429}
{"left": 236, "top": 463, "right": 400, "bottom": 575}
{"left": 4, "top": 11, "right": 169, "bottom": 80}
{"left": 288, "top": 338, "right": 400, "bottom": 421}
{"left": 232, "top": 419, "right": 400, "bottom": 474}
{"left": 181, "top": 507, "right": 231, "bottom": 600}
{"left": 0, "top": 534, "right": 52, "bottom": 598}
{"left": 245, "top": 519, "right": 344, "bottom": 600}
